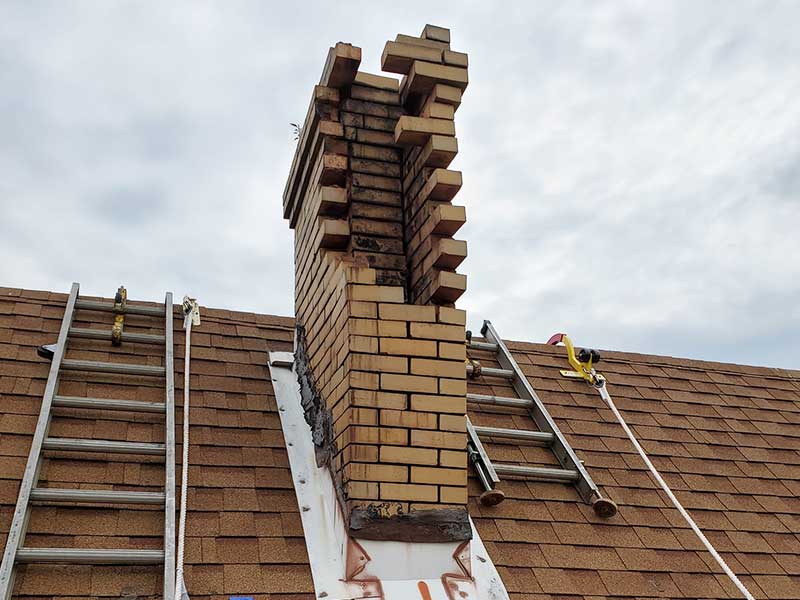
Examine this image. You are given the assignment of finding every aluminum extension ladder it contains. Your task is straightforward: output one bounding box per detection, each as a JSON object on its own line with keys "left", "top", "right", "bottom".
{"left": 465, "top": 320, "right": 617, "bottom": 517}
{"left": 0, "top": 282, "right": 176, "bottom": 600}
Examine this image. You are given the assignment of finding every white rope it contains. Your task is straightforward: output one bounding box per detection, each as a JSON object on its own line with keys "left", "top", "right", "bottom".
{"left": 175, "top": 298, "right": 199, "bottom": 599}
{"left": 595, "top": 381, "right": 756, "bottom": 600}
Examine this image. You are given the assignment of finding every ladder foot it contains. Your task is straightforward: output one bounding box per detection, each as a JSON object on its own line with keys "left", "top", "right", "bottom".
{"left": 479, "top": 488, "right": 506, "bottom": 506}
{"left": 592, "top": 496, "right": 618, "bottom": 518}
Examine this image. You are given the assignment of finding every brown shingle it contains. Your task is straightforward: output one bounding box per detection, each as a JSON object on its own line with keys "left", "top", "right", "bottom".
{"left": 2, "top": 286, "right": 800, "bottom": 599}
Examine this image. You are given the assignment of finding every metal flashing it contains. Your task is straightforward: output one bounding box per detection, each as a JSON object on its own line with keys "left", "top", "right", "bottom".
{"left": 268, "top": 352, "right": 509, "bottom": 600}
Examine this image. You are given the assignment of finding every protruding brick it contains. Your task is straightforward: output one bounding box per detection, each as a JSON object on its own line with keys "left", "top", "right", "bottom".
{"left": 431, "top": 270, "right": 467, "bottom": 303}
{"left": 422, "top": 24, "right": 451, "bottom": 44}
{"left": 318, "top": 186, "right": 348, "bottom": 215}
{"left": 321, "top": 42, "right": 362, "bottom": 88}
{"left": 395, "top": 116, "right": 456, "bottom": 146}
{"left": 319, "top": 219, "right": 349, "bottom": 248}
{"left": 354, "top": 70, "right": 400, "bottom": 91}
{"left": 403, "top": 61, "right": 468, "bottom": 98}
{"left": 382, "top": 41, "right": 442, "bottom": 74}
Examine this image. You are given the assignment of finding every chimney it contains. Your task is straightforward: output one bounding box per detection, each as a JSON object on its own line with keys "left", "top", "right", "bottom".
{"left": 282, "top": 25, "right": 469, "bottom": 542}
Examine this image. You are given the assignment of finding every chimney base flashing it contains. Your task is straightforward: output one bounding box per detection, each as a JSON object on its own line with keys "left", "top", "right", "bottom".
{"left": 349, "top": 505, "right": 472, "bottom": 543}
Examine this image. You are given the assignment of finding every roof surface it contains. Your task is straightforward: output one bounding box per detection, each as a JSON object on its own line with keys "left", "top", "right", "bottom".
{"left": 1, "top": 285, "right": 799, "bottom": 599}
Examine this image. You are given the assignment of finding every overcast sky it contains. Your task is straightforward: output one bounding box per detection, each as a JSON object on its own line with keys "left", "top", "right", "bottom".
{"left": 2, "top": 1, "right": 798, "bottom": 369}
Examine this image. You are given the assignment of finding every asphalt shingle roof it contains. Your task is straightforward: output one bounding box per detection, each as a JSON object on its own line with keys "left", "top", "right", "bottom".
{"left": 1, "top": 285, "right": 798, "bottom": 599}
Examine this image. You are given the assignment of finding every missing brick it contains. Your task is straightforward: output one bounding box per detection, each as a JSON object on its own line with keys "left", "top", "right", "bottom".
{"left": 295, "top": 324, "right": 336, "bottom": 469}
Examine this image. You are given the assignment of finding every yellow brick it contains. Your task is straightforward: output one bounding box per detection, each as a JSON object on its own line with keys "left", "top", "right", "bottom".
{"left": 348, "top": 463, "right": 408, "bottom": 483}
{"left": 351, "top": 389, "right": 407, "bottom": 410}
{"left": 395, "top": 115, "right": 456, "bottom": 146}
{"left": 349, "top": 426, "right": 380, "bottom": 445}
{"left": 411, "top": 466, "right": 466, "bottom": 486}
{"left": 439, "top": 414, "right": 466, "bottom": 432}
{"left": 350, "top": 407, "right": 379, "bottom": 426}
{"left": 438, "top": 341, "right": 466, "bottom": 361}
{"left": 410, "top": 394, "right": 466, "bottom": 414}
{"left": 380, "top": 445, "right": 437, "bottom": 466}
{"left": 348, "top": 284, "right": 405, "bottom": 303}
{"left": 411, "top": 429, "right": 465, "bottom": 450}
{"left": 319, "top": 218, "right": 350, "bottom": 248}
{"left": 349, "top": 301, "right": 378, "bottom": 318}
{"left": 349, "top": 353, "right": 408, "bottom": 374}
{"left": 422, "top": 24, "right": 450, "bottom": 44}
{"left": 346, "top": 266, "right": 377, "bottom": 285}
{"left": 349, "top": 371, "right": 379, "bottom": 390}
{"left": 443, "top": 49, "right": 468, "bottom": 68}
{"left": 404, "top": 61, "right": 468, "bottom": 95}
{"left": 439, "top": 449, "right": 467, "bottom": 468}
{"left": 430, "top": 83, "right": 462, "bottom": 108}
{"left": 380, "top": 409, "right": 437, "bottom": 429}
{"left": 380, "top": 427, "right": 408, "bottom": 445}
{"left": 378, "top": 303, "right": 436, "bottom": 322}
{"left": 380, "top": 338, "right": 437, "bottom": 357}
{"left": 353, "top": 70, "right": 400, "bottom": 91}
{"left": 378, "top": 320, "right": 407, "bottom": 337}
{"left": 439, "top": 378, "right": 466, "bottom": 396}
{"left": 409, "top": 322, "right": 464, "bottom": 342}
{"left": 348, "top": 481, "right": 379, "bottom": 500}
{"left": 437, "top": 307, "right": 466, "bottom": 326}
{"left": 349, "top": 318, "right": 378, "bottom": 336}
{"left": 440, "top": 486, "right": 468, "bottom": 504}
{"left": 381, "top": 482, "right": 438, "bottom": 502}
{"left": 410, "top": 358, "right": 464, "bottom": 378}
{"left": 344, "top": 444, "right": 379, "bottom": 463}
{"left": 350, "top": 335, "right": 378, "bottom": 354}
{"left": 431, "top": 270, "right": 466, "bottom": 303}
{"left": 420, "top": 101, "right": 455, "bottom": 120}
{"left": 381, "top": 41, "right": 442, "bottom": 74}
{"left": 380, "top": 373, "right": 437, "bottom": 394}
{"left": 430, "top": 204, "right": 466, "bottom": 236}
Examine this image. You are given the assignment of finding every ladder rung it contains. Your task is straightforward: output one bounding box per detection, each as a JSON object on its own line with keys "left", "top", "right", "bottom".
{"left": 473, "top": 425, "right": 554, "bottom": 445}
{"left": 493, "top": 463, "right": 580, "bottom": 482}
{"left": 467, "top": 393, "right": 533, "bottom": 409}
{"left": 30, "top": 488, "right": 165, "bottom": 504}
{"left": 69, "top": 327, "right": 166, "bottom": 344}
{"left": 466, "top": 365, "right": 515, "bottom": 379}
{"left": 75, "top": 298, "right": 166, "bottom": 317}
{"left": 43, "top": 437, "right": 166, "bottom": 455}
{"left": 53, "top": 395, "right": 166, "bottom": 413}
{"left": 15, "top": 548, "right": 165, "bottom": 564}
{"left": 60, "top": 359, "right": 165, "bottom": 377}
{"left": 468, "top": 340, "right": 498, "bottom": 352}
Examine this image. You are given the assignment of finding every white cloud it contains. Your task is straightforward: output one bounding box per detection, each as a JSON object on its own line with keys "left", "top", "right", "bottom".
{"left": 1, "top": 0, "right": 798, "bottom": 368}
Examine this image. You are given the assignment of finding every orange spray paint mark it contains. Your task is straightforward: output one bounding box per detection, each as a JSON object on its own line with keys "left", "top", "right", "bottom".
{"left": 417, "top": 581, "right": 432, "bottom": 600}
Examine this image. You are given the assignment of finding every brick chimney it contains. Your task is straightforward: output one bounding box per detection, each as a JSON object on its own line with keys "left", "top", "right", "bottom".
{"left": 282, "top": 25, "right": 469, "bottom": 542}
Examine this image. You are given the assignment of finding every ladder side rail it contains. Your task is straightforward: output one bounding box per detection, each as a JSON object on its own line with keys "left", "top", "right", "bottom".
{"left": 163, "top": 293, "right": 176, "bottom": 600}
{"left": 480, "top": 320, "right": 601, "bottom": 504}
{"left": 0, "top": 282, "right": 80, "bottom": 599}
{"left": 465, "top": 417, "right": 499, "bottom": 484}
